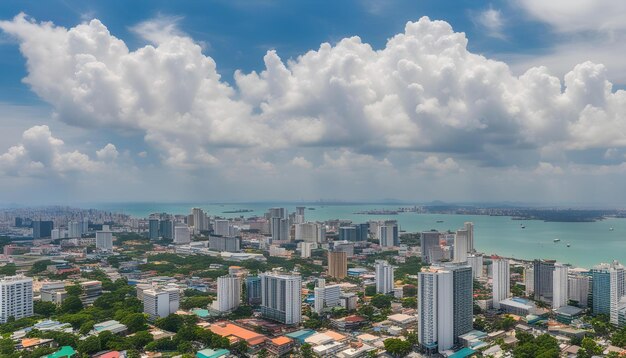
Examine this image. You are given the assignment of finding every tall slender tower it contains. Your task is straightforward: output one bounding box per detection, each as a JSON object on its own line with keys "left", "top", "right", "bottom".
{"left": 375, "top": 260, "right": 394, "bottom": 294}
{"left": 492, "top": 258, "right": 510, "bottom": 309}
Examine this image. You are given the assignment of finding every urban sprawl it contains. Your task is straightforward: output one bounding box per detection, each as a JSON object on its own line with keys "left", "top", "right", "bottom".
{"left": 0, "top": 206, "right": 624, "bottom": 358}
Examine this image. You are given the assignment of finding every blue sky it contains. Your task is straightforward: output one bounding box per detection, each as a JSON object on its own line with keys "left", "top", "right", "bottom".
{"left": 1, "top": 0, "right": 626, "bottom": 205}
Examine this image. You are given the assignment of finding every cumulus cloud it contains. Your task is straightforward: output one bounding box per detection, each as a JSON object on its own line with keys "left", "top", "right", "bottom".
{"left": 2, "top": 13, "right": 626, "bottom": 177}
{"left": 291, "top": 156, "right": 313, "bottom": 169}
{"left": 534, "top": 162, "right": 564, "bottom": 175}
{"left": 416, "top": 156, "right": 462, "bottom": 173}
{"left": 96, "top": 143, "right": 119, "bottom": 161}
{"left": 474, "top": 7, "right": 505, "bottom": 39}
{"left": 0, "top": 125, "right": 108, "bottom": 176}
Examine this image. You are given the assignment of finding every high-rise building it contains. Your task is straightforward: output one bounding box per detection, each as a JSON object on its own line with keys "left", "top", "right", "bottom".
{"left": 214, "top": 275, "right": 241, "bottom": 312}
{"left": 421, "top": 231, "right": 440, "bottom": 264}
{"left": 191, "top": 208, "right": 209, "bottom": 232}
{"left": 328, "top": 251, "right": 347, "bottom": 279}
{"left": 378, "top": 221, "right": 398, "bottom": 247}
{"left": 68, "top": 221, "right": 81, "bottom": 238}
{"left": 159, "top": 219, "right": 173, "bottom": 241}
{"left": 143, "top": 287, "right": 180, "bottom": 320}
{"left": 268, "top": 208, "right": 286, "bottom": 220}
{"left": 271, "top": 217, "right": 289, "bottom": 242}
{"left": 524, "top": 266, "right": 535, "bottom": 296}
{"left": 464, "top": 222, "right": 474, "bottom": 253}
{"left": 492, "top": 258, "right": 510, "bottom": 309}
{"left": 295, "top": 207, "right": 305, "bottom": 224}
{"left": 568, "top": 273, "right": 590, "bottom": 308}
{"left": 418, "top": 264, "right": 473, "bottom": 353}
{"left": 300, "top": 242, "right": 315, "bottom": 258}
{"left": 313, "top": 279, "right": 341, "bottom": 314}
{"left": 533, "top": 260, "right": 556, "bottom": 303}
{"left": 0, "top": 275, "right": 34, "bottom": 323}
{"left": 213, "top": 220, "right": 230, "bottom": 237}
{"left": 294, "top": 223, "right": 325, "bottom": 243}
{"left": 260, "top": 272, "right": 302, "bottom": 325}
{"left": 553, "top": 263, "right": 569, "bottom": 309}
{"left": 51, "top": 229, "right": 61, "bottom": 240}
{"left": 246, "top": 276, "right": 262, "bottom": 305}
{"left": 375, "top": 260, "right": 394, "bottom": 294}
{"left": 591, "top": 261, "right": 625, "bottom": 325}
{"left": 95, "top": 230, "right": 113, "bottom": 251}
{"left": 209, "top": 236, "right": 241, "bottom": 252}
{"left": 338, "top": 226, "right": 357, "bottom": 242}
{"left": 453, "top": 230, "right": 469, "bottom": 263}
{"left": 32, "top": 221, "right": 54, "bottom": 239}
{"left": 174, "top": 225, "right": 191, "bottom": 244}
{"left": 468, "top": 254, "right": 483, "bottom": 278}
{"left": 82, "top": 217, "right": 89, "bottom": 234}
{"left": 148, "top": 219, "right": 160, "bottom": 241}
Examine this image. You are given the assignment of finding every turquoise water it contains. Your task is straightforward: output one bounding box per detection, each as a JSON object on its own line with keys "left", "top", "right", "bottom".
{"left": 93, "top": 202, "right": 626, "bottom": 268}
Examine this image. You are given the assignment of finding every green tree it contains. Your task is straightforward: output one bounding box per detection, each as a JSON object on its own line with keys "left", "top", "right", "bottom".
{"left": 384, "top": 338, "right": 412, "bottom": 357}
{"left": 0, "top": 338, "right": 15, "bottom": 355}
{"left": 155, "top": 314, "right": 185, "bottom": 333}
{"left": 371, "top": 294, "right": 392, "bottom": 309}
{"left": 364, "top": 285, "right": 376, "bottom": 296}
{"left": 34, "top": 300, "right": 57, "bottom": 317}
{"left": 65, "top": 284, "right": 83, "bottom": 297}
{"left": 60, "top": 295, "right": 83, "bottom": 314}
{"left": 121, "top": 313, "right": 148, "bottom": 333}
{"left": 577, "top": 337, "right": 603, "bottom": 358}
{"left": 77, "top": 335, "right": 101, "bottom": 354}
{"left": 257, "top": 348, "right": 268, "bottom": 358}
{"left": 128, "top": 330, "right": 153, "bottom": 349}
{"left": 299, "top": 343, "right": 314, "bottom": 358}
{"left": 79, "top": 320, "right": 95, "bottom": 335}
{"left": 611, "top": 326, "right": 626, "bottom": 347}
{"left": 402, "top": 297, "right": 416, "bottom": 308}
{"left": 231, "top": 340, "right": 249, "bottom": 357}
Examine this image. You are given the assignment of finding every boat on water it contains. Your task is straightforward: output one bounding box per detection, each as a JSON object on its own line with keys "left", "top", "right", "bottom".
{"left": 610, "top": 227, "right": 614, "bottom": 231}
{"left": 567, "top": 243, "right": 571, "bottom": 247}
{"left": 521, "top": 225, "right": 526, "bottom": 229}
{"left": 554, "top": 238, "right": 561, "bottom": 243}
{"left": 436, "top": 220, "right": 444, "bottom": 223}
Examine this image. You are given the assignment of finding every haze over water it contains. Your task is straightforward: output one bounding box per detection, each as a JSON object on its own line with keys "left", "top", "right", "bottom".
{"left": 93, "top": 202, "right": 626, "bottom": 269}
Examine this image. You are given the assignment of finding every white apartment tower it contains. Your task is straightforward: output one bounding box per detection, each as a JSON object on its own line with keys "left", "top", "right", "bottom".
{"left": 260, "top": 272, "right": 302, "bottom": 325}
{"left": 0, "top": 275, "right": 34, "bottom": 323}
{"left": 174, "top": 225, "right": 191, "bottom": 244}
{"left": 95, "top": 230, "right": 113, "bottom": 251}
{"left": 464, "top": 222, "right": 474, "bottom": 253}
{"left": 214, "top": 275, "right": 241, "bottom": 312}
{"left": 492, "top": 258, "right": 510, "bottom": 309}
{"left": 454, "top": 229, "right": 469, "bottom": 263}
{"left": 375, "top": 260, "right": 394, "bottom": 294}
{"left": 143, "top": 287, "right": 180, "bottom": 320}
{"left": 552, "top": 263, "right": 569, "bottom": 309}
{"left": 468, "top": 254, "right": 483, "bottom": 278}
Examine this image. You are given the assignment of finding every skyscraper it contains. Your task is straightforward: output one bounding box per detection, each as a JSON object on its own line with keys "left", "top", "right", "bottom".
{"left": 524, "top": 266, "right": 535, "bottom": 296}
{"left": 271, "top": 217, "right": 289, "bottom": 242}
{"left": 492, "top": 258, "right": 510, "bottom": 309}
{"left": 159, "top": 219, "right": 173, "bottom": 241}
{"left": 213, "top": 219, "right": 230, "bottom": 237}
{"left": 378, "top": 221, "right": 398, "bottom": 247}
{"left": 327, "top": 251, "right": 347, "bottom": 279}
{"left": 464, "top": 222, "right": 474, "bottom": 253}
{"left": 338, "top": 226, "right": 357, "bottom": 242}
{"left": 421, "top": 231, "right": 440, "bottom": 264}
{"left": 533, "top": 259, "right": 556, "bottom": 303}
{"left": 32, "top": 220, "right": 53, "bottom": 239}
{"left": 568, "top": 273, "right": 590, "bottom": 307}
{"left": 468, "top": 254, "right": 483, "bottom": 278}
{"left": 95, "top": 230, "right": 113, "bottom": 251}
{"left": 174, "top": 225, "right": 191, "bottom": 244}
{"left": 68, "top": 221, "right": 81, "bottom": 238}
{"left": 143, "top": 287, "right": 180, "bottom": 320}
{"left": 295, "top": 206, "right": 305, "bottom": 224}
{"left": 453, "top": 229, "right": 469, "bottom": 263}
{"left": 148, "top": 219, "right": 160, "bottom": 241}
{"left": 553, "top": 263, "right": 569, "bottom": 309}
{"left": 590, "top": 261, "right": 625, "bottom": 324}
{"left": 375, "top": 260, "right": 394, "bottom": 294}
{"left": 191, "top": 208, "right": 209, "bottom": 232}
{"left": 260, "top": 272, "right": 302, "bottom": 325}
{"left": 214, "top": 275, "right": 241, "bottom": 312}
{"left": 295, "top": 222, "right": 325, "bottom": 243}
{"left": 313, "top": 279, "right": 341, "bottom": 314}
{"left": 246, "top": 276, "right": 262, "bottom": 305}
{"left": 209, "top": 236, "right": 241, "bottom": 252}
{"left": 0, "top": 275, "right": 33, "bottom": 323}
{"left": 300, "top": 242, "right": 315, "bottom": 258}
{"left": 418, "top": 264, "right": 473, "bottom": 353}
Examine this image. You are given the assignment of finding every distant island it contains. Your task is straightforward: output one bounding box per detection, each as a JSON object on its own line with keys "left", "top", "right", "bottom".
{"left": 221, "top": 209, "right": 254, "bottom": 213}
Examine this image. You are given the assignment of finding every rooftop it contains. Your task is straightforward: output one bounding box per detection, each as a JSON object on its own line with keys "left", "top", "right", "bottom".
{"left": 206, "top": 322, "right": 266, "bottom": 346}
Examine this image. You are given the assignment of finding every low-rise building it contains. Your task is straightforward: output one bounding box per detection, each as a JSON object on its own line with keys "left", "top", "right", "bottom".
{"left": 266, "top": 336, "right": 294, "bottom": 356}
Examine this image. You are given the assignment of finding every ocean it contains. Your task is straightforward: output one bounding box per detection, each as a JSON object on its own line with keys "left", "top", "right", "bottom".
{"left": 92, "top": 202, "right": 626, "bottom": 269}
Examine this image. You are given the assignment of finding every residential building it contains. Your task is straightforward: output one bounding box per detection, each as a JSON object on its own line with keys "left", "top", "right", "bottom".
{"left": 492, "top": 258, "right": 510, "bottom": 309}
{"left": 464, "top": 222, "right": 474, "bottom": 253}
{"left": 260, "top": 272, "right": 302, "bottom": 325}
{"left": 591, "top": 261, "right": 625, "bottom": 325}
{"left": 534, "top": 259, "right": 556, "bottom": 303}
{"left": 295, "top": 222, "right": 325, "bottom": 243}
{"left": 174, "top": 225, "right": 191, "bottom": 244}
{"left": 378, "top": 221, "right": 398, "bottom": 247}
{"left": 421, "top": 231, "right": 440, "bottom": 264}
{"left": 192, "top": 208, "right": 209, "bottom": 232}
{"left": 209, "top": 236, "right": 241, "bottom": 252}
{"left": 213, "top": 220, "right": 230, "bottom": 237}
{"left": 568, "top": 273, "right": 590, "bottom": 307}
{"left": 313, "top": 279, "right": 342, "bottom": 314}
{"left": 375, "top": 260, "right": 394, "bottom": 294}
{"left": 149, "top": 219, "right": 160, "bottom": 241}
{"left": 454, "top": 229, "right": 469, "bottom": 263}
{"left": 328, "top": 251, "right": 347, "bottom": 279}
{"left": 143, "top": 287, "right": 180, "bottom": 320}
{"left": 552, "top": 263, "right": 569, "bottom": 309}
{"left": 0, "top": 275, "right": 33, "bottom": 323}
{"left": 524, "top": 266, "right": 534, "bottom": 296}
{"left": 468, "top": 254, "right": 483, "bottom": 278}
{"left": 300, "top": 242, "right": 315, "bottom": 258}
{"left": 32, "top": 221, "right": 53, "bottom": 239}
{"left": 95, "top": 230, "right": 113, "bottom": 251}
{"left": 214, "top": 275, "right": 241, "bottom": 313}
{"left": 246, "top": 276, "right": 262, "bottom": 306}
{"left": 271, "top": 217, "right": 289, "bottom": 242}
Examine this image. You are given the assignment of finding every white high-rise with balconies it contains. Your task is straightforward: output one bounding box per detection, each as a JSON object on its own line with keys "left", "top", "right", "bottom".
{"left": 492, "top": 258, "right": 510, "bottom": 309}
{"left": 464, "top": 222, "right": 474, "bottom": 253}
{"left": 214, "top": 275, "right": 241, "bottom": 312}
{"left": 142, "top": 287, "right": 180, "bottom": 320}
{"left": 174, "top": 225, "right": 191, "bottom": 244}
{"left": 553, "top": 263, "right": 569, "bottom": 309}
{"left": 260, "top": 271, "right": 301, "bottom": 325}
{"left": 468, "top": 254, "right": 483, "bottom": 278}
{"left": 95, "top": 230, "right": 113, "bottom": 251}
{"left": 0, "top": 275, "right": 33, "bottom": 323}
{"left": 454, "top": 230, "right": 469, "bottom": 263}
{"left": 375, "top": 260, "right": 394, "bottom": 294}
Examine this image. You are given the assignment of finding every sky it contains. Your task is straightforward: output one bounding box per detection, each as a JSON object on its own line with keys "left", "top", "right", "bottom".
{"left": 1, "top": 0, "right": 626, "bottom": 206}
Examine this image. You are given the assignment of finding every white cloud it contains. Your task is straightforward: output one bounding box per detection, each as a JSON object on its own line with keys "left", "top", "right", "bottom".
{"left": 534, "top": 162, "right": 564, "bottom": 175}
{"left": 0, "top": 125, "right": 108, "bottom": 176}
{"left": 129, "top": 15, "right": 187, "bottom": 45}
{"left": 291, "top": 156, "right": 313, "bottom": 169}
{"left": 96, "top": 143, "right": 119, "bottom": 161}
{"left": 416, "top": 155, "right": 462, "bottom": 173}
{"left": 475, "top": 8, "right": 505, "bottom": 39}
{"left": 2, "top": 13, "right": 626, "bottom": 177}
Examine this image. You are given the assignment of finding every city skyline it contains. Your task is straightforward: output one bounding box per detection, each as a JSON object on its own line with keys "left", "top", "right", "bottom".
{"left": 1, "top": 1, "right": 626, "bottom": 204}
